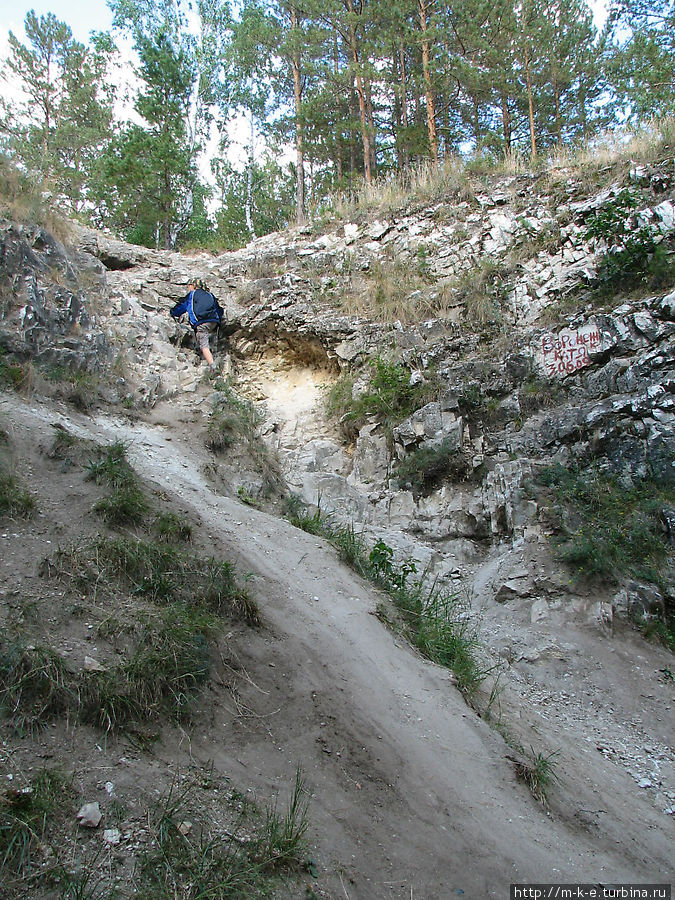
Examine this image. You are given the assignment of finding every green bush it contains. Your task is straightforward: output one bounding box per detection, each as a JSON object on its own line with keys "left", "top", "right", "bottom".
{"left": 584, "top": 189, "right": 675, "bottom": 293}
{"left": 537, "top": 463, "right": 674, "bottom": 585}
{"left": 396, "top": 441, "right": 476, "bottom": 497}
{"left": 327, "top": 358, "right": 435, "bottom": 437}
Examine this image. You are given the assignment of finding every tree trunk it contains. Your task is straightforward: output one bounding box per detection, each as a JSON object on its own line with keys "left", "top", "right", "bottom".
{"left": 334, "top": 28, "right": 343, "bottom": 183}
{"left": 364, "top": 71, "right": 377, "bottom": 175}
{"left": 501, "top": 92, "right": 512, "bottom": 155}
{"left": 345, "top": 0, "right": 371, "bottom": 183}
{"left": 524, "top": 43, "right": 537, "bottom": 159}
{"left": 418, "top": 0, "right": 438, "bottom": 170}
{"left": 553, "top": 76, "right": 562, "bottom": 147}
{"left": 399, "top": 42, "right": 409, "bottom": 169}
{"left": 290, "top": 4, "right": 307, "bottom": 225}
{"left": 246, "top": 113, "right": 256, "bottom": 239}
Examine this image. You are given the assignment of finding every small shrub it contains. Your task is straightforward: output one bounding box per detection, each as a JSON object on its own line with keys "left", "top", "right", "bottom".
{"left": 584, "top": 189, "right": 675, "bottom": 294}
{"left": 536, "top": 464, "right": 674, "bottom": 585}
{"left": 328, "top": 357, "right": 436, "bottom": 438}
{"left": 396, "top": 441, "right": 477, "bottom": 497}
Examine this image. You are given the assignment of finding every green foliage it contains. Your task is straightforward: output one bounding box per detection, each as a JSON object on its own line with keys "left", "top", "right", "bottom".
{"left": 0, "top": 470, "right": 35, "bottom": 519}
{"left": 536, "top": 464, "right": 675, "bottom": 585}
{"left": 328, "top": 358, "right": 435, "bottom": 438}
{"left": 0, "top": 351, "right": 28, "bottom": 392}
{"left": 82, "top": 606, "right": 214, "bottom": 730}
{"left": 2, "top": 12, "right": 114, "bottom": 215}
{"left": 45, "top": 536, "right": 259, "bottom": 624}
{"left": 396, "top": 441, "right": 477, "bottom": 498}
{"left": 85, "top": 440, "right": 148, "bottom": 527}
{"left": 138, "top": 769, "right": 311, "bottom": 898}
{"left": 153, "top": 511, "right": 193, "bottom": 544}
{"left": 0, "top": 429, "right": 35, "bottom": 519}
{"left": 3, "top": 531, "right": 257, "bottom": 733}
{"left": 513, "top": 747, "right": 561, "bottom": 805}
{"left": 584, "top": 189, "right": 675, "bottom": 293}
{"left": 0, "top": 642, "right": 74, "bottom": 735}
{"left": 0, "top": 768, "right": 73, "bottom": 879}
{"left": 287, "top": 503, "right": 488, "bottom": 697}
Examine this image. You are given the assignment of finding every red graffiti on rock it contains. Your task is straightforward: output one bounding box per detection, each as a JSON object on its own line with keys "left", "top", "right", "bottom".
{"left": 542, "top": 326, "right": 601, "bottom": 377}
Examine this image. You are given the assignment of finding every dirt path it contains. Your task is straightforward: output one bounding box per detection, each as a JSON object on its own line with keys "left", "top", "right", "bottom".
{"left": 3, "top": 393, "right": 673, "bottom": 899}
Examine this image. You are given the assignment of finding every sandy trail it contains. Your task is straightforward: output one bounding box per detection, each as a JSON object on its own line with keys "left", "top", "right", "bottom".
{"left": 5, "top": 394, "right": 673, "bottom": 899}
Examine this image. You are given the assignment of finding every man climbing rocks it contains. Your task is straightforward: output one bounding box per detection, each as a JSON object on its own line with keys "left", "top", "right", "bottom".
{"left": 170, "top": 279, "right": 224, "bottom": 372}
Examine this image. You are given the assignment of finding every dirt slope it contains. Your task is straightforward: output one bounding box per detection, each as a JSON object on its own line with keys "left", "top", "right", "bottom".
{"left": 2, "top": 390, "right": 672, "bottom": 899}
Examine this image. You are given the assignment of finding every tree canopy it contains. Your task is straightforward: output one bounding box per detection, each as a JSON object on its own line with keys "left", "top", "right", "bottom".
{"left": 1, "top": 0, "right": 672, "bottom": 248}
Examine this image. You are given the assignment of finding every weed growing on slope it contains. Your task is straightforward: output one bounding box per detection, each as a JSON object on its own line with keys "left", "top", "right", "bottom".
{"left": 136, "top": 769, "right": 311, "bottom": 898}
{"left": 85, "top": 441, "right": 148, "bottom": 527}
{"left": 0, "top": 768, "right": 74, "bottom": 883}
{"left": 45, "top": 536, "right": 259, "bottom": 624}
{"left": 287, "top": 505, "right": 490, "bottom": 698}
{"left": 0, "top": 641, "right": 74, "bottom": 735}
{"left": 0, "top": 469, "right": 35, "bottom": 519}
{"left": 154, "top": 511, "right": 193, "bottom": 544}
{"left": 512, "top": 746, "right": 561, "bottom": 805}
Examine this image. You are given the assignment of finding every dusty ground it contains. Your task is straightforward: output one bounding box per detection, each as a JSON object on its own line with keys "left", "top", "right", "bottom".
{"left": 1, "top": 381, "right": 673, "bottom": 899}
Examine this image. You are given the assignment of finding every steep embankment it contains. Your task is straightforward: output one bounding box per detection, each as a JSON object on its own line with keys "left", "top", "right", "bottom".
{"left": 2, "top": 391, "right": 672, "bottom": 900}
{"left": 1, "top": 154, "right": 674, "bottom": 897}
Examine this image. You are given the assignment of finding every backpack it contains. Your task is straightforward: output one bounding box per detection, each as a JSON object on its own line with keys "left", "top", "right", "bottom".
{"left": 190, "top": 289, "right": 220, "bottom": 324}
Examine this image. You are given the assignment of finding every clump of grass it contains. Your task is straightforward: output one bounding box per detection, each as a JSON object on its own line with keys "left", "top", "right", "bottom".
{"left": 207, "top": 385, "right": 260, "bottom": 454}
{"left": 0, "top": 351, "right": 28, "bottom": 391}
{"left": 0, "top": 428, "right": 35, "bottom": 519}
{"left": 454, "top": 258, "right": 509, "bottom": 328}
{"left": 512, "top": 746, "right": 561, "bottom": 805}
{"left": 0, "top": 469, "right": 35, "bottom": 519}
{"left": 85, "top": 441, "right": 148, "bottom": 527}
{"left": 154, "top": 511, "right": 193, "bottom": 544}
{"left": 536, "top": 464, "right": 674, "bottom": 585}
{"left": 41, "top": 365, "right": 101, "bottom": 411}
{"left": 0, "top": 641, "right": 74, "bottom": 735}
{"left": 44, "top": 536, "right": 259, "bottom": 624}
{"left": 81, "top": 606, "right": 216, "bottom": 730}
{"left": 518, "top": 378, "right": 564, "bottom": 416}
{"left": 0, "top": 768, "right": 74, "bottom": 881}
{"left": 395, "top": 441, "right": 478, "bottom": 498}
{"left": 137, "top": 768, "right": 311, "bottom": 898}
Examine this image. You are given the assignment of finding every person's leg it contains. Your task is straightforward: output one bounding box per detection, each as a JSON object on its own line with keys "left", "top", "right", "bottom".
{"left": 196, "top": 325, "right": 215, "bottom": 365}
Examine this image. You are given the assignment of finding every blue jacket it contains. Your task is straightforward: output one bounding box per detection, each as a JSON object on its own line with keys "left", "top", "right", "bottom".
{"left": 170, "top": 289, "right": 223, "bottom": 329}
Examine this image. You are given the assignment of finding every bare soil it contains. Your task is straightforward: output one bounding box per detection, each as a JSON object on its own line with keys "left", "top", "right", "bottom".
{"left": 0, "top": 385, "right": 673, "bottom": 900}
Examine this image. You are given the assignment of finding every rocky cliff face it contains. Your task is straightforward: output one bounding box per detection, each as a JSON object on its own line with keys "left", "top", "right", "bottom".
{"left": 2, "top": 161, "right": 674, "bottom": 606}
{"left": 2, "top": 156, "right": 675, "bottom": 831}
